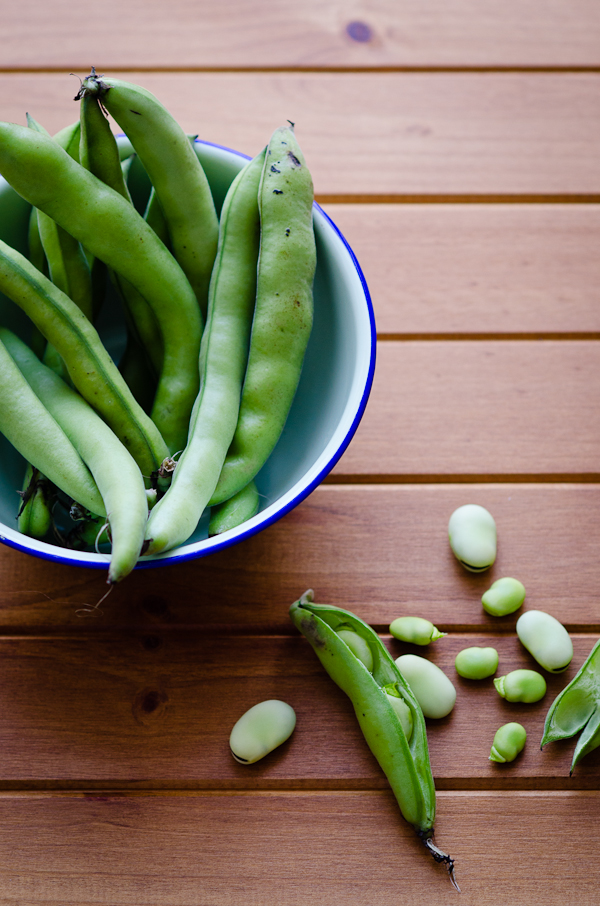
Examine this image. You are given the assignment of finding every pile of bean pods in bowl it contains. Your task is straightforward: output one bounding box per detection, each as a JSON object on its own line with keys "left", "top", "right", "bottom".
{"left": 0, "top": 70, "right": 376, "bottom": 582}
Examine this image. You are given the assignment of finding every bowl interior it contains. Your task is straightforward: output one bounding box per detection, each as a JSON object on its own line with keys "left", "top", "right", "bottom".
{"left": 0, "top": 138, "right": 375, "bottom": 568}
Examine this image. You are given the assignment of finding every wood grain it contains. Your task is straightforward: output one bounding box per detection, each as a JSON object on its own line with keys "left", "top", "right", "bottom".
{"left": 0, "top": 633, "right": 595, "bottom": 788}
{"left": 1, "top": 483, "right": 599, "bottom": 631}
{"left": 338, "top": 341, "right": 600, "bottom": 478}
{"left": 2, "top": 1, "right": 599, "bottom": 69}
{"left": 0, "top": 791, "right": 597, "bottom": 904}
{"left": 329, "top": 204, "right": 600, "bottom": 335}
{"left": 1, "top": 72, "right": 599, "bottom": 195}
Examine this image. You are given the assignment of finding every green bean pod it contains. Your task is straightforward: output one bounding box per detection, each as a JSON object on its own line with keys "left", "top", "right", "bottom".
{"left": 289, "top": 590, "right": 458, "bottom": 888}
{"left": 2, "top": 329, "right": 149, "bottom": 583}
{"left": 0, "top": 122, "right": 202, "bottom": 454}
{"left": 145, "top": 150, "right": 265, "bottom": 554}
{"left": 0, "top": 239, "right": 168, "bottom": 479}
{"left": 208, "top": 480, "right": 260, "bottom": 537}
{"left": 0, "top": 336, "right": 105, "bottom": 517}
{"left": 17, "top": 464, "right": 54, "bottom": 539}
{"left": 210, "top": 125, "right": 316, "bottom": 505}
{"left": 78, "top": 93, "right": 163, "bottom": 377}
{"left": 78, "top": 70, "right": 219, "bottom": 319}
{"left": 26, "top": 114, "right": 94, "bottom": 324}
{"left": 541, "top": 637, "right": 600, "bottom": 773}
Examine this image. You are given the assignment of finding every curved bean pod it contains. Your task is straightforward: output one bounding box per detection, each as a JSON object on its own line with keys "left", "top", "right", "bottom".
{"left": 145, "top": 150, "right": 265, "bottom": 554}
{"left": 210, "top": 125, "right": 316, "bottom": 505}
{"left": 0, "top": 122, "right": 202, "bottom": 454}
{"left": 2, "top": 329, "right": 148, "bottom": 583}
{"left": 290, "top": 591, "right": 458, "bottom": 888}
{"left": 26, "top": 114, "right": 94, "bottom": 381}
{"left": 79, "top": 92, "right": 163, "bottom": 376}
{"left": 208, "top": 479, "right": 260, "bottom": 537}
{"left": 0, "top": 335, "right": 105, "bottom": 517}
{"left": 78, "top": 70, "right": 219, "bottom": 318}
{"left": 0, "top": 238, "right": 168, "bottom": 479}
{"left": 541, "top": 638, "right": 600, "bottom": 773}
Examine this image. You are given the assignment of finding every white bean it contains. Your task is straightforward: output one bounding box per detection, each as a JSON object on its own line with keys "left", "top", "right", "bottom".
{"left": 448, "top": 504, "right": 497, "bottom": 572}
{"left": 229, "top": 700, "right": 296, "bottom": 764}
{"left": 516, "top": 610, "right": 573, "bottom": 673}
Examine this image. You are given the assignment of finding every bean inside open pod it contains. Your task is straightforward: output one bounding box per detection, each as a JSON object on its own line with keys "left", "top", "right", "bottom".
{"left": 395, "top": 654, "right": 457, "bottom": 718}
{"left": 541, "top": 637, "right": 600, "bottom": 773}
{"left": 448, "top": 504, "right": 497, "bottom": 572}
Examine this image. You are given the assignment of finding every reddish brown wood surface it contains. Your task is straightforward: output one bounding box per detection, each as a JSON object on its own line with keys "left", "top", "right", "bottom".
{"left": 0, "top": 791, "right": 598, "bottom": 905}
{"left": 2, "top": 0, "right": 599, "bottom": 69}
{"left": 1, "top": 484, "right": 600, "bottom": 632}
{"left": 1, "top": 73, "right": 599, "bottom": 196}
{"left": 0, "top": 2, "right": 599, "bottom": 903}
{"left": 330, "top": 204, "right": 600, "bottom": 336}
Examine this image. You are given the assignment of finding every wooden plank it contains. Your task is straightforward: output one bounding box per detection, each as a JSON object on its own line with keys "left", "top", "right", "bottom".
{"left": 336, "top": 340, "right": 600, "bottom": 478}
{"left": 329, "top": 203, "right": 600, "bottom": 336}
{"left": 1, "top": 483, "right": 599, "bottom": 632}
{"left": 0, "top": 633, "right": 595, "bottom": 788}
{"left": 2, "top": 1, "right": 600, "bottom": 69}
{"left": 0, "top": 790, "right": 597, "bottom": 904}
{"left": 1, "top": 72, "right": 599, "bottom": 195}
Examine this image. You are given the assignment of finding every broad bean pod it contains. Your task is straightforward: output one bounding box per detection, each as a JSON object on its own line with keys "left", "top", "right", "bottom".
{"left": 0, "top": 239, "right": 169, "bottom": 479}
{"left": 541, "top": 637, "right": 600, "bottom": 773}
{"left": 78, "top": 70, "right": 219, "bottom": 319}
{"left": 0, "top": 122, "right": 202, "bottom": 454}
{"left": 289, "top": 590, "right": 458, "bottom": 888}
{"left": 0, "top": 335, "right": 105, "bottom": 517}
{"left": 78, "top": 92, "right": 164, "bottom": 377}
{"left": 210, "top": 125, "right": 316, "bottom": 506}
{"left": 145, "top": 150, "right": 265, "bottom": 554}
{"left": 208, "top": 480, "right": 260, "bottom": 537}
{"left": 2, "top": 329, "right": 148, "bottom": 583}
{"left": 26, "top": 114, "right": 93, "bottom": 379}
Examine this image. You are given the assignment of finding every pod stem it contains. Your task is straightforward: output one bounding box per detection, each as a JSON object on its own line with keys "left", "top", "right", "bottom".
{"left": 418, "top": 832, "right": 460, "bottom": 892}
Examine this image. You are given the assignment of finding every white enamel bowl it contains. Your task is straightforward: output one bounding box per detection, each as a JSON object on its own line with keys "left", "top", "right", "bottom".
{"left": 0, "top": 138, "right": 375, "bottom": 571}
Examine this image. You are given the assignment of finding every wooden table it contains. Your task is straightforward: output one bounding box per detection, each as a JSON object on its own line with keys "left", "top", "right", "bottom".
{"left": 1, "top": 3, "right": 600, "bottom": 903}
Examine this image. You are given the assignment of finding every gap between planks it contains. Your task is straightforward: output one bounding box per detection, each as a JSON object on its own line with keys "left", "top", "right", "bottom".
{"left": 3, "top": 66, "right": 600, "bottom": 74}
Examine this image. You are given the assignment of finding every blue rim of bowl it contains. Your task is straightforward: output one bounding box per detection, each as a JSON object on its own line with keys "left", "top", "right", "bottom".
{"left": 0, "top": 139, "right": 376, "bottom": 569}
